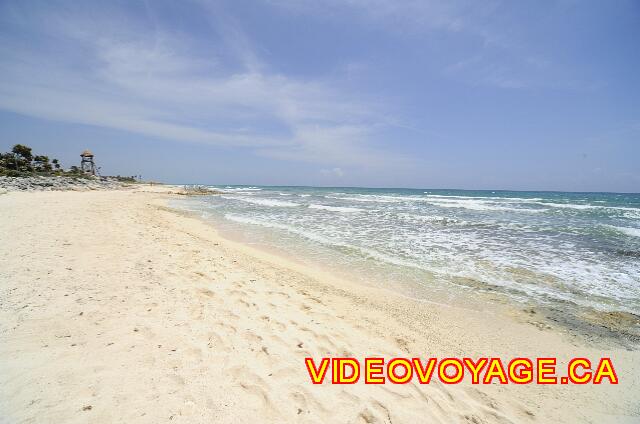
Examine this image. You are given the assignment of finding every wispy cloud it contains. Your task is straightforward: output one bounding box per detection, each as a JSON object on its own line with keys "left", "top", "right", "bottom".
{"left": 266, "top": 0, "right": 590, "bottom": 91}
{"left": 265, "top": 0, "right": 475, "bottom": 33}
{"left": 0, "top": 1, "right": 413, "bottom": 170}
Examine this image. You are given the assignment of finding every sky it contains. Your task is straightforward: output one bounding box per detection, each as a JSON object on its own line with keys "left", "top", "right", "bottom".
{"left": 0, "top": 0, "right": 638, "bottom": 192}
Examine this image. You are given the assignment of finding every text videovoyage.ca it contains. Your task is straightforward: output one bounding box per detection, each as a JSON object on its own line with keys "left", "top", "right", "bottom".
{"left": 305, "top": 357, "right": 618, "bottom": 385}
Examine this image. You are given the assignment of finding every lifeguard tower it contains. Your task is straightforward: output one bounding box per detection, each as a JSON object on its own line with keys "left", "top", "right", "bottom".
{"left": 80, "top": 149, "right": 96, "bottom": 175}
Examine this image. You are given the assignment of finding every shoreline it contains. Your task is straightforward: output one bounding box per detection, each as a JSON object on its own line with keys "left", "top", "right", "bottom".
{"left": 170, "top": 195, "right": 640, "bottom": 348}
{"left": 1, "top": 188, "right": 638, "bottom": 423}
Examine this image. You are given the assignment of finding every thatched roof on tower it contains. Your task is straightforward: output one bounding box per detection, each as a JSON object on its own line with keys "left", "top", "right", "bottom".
{"left": 80, "top": 149, "right": 94, "bottom": 157}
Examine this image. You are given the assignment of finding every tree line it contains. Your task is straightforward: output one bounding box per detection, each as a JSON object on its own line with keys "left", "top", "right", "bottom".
{"left": 0, "top": 144, "right": 76, "bottom": 176}
{"left": 0, "top": 144, "right": 139, "bottom": 181}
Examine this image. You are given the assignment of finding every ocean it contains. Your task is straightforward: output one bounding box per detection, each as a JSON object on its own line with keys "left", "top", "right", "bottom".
{"left": 172, "top": 186, "right": 640, "bottom": 324}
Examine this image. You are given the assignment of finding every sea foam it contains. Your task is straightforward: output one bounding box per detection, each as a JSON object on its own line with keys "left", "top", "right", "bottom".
{"left": 220, "top": 196, "right": 299, "bottom": 207}
{"left": 308, "top": 204, "right": 364, "bottom": 213}
{"left": 176, "top": 186, "right": 640, "bottom": 316}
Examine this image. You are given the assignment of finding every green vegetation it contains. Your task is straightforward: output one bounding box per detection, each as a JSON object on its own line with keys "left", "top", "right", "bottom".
{"left": 113, "top": 175, "right": 138, "bottom": 183}
{"left": 0, "top": 144, "right": 80, "bottom": 177}
{"left": 1, "top": 144, "right": 143, "bottom": 182}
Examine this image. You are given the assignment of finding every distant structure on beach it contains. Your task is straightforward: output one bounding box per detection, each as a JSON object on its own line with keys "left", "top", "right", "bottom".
{"left": 80, "top": 149, "right": 96, "bottom": 175}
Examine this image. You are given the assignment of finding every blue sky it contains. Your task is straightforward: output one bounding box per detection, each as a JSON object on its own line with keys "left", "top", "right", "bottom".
{"left": 0, "top": 0, "right": 638, "bottom": 192}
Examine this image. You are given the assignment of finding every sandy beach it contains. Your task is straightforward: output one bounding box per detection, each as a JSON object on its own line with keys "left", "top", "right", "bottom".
{"left": 1, "top": 187, "right": 638, "bottom": 423}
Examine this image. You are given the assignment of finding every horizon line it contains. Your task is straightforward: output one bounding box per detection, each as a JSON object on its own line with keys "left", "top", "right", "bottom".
{"left": 168, "top": 182, "right": 640, "bottom": 196}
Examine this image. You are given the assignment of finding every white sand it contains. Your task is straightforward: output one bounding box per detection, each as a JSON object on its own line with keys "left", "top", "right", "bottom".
{"left": 0, "top": 188, "right": 638, "bottom": 423}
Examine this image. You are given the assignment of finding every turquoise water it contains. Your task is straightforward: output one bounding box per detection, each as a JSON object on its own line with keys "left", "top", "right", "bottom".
{"left": 173, "top": 186, "right": 640, "bottom": 315}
